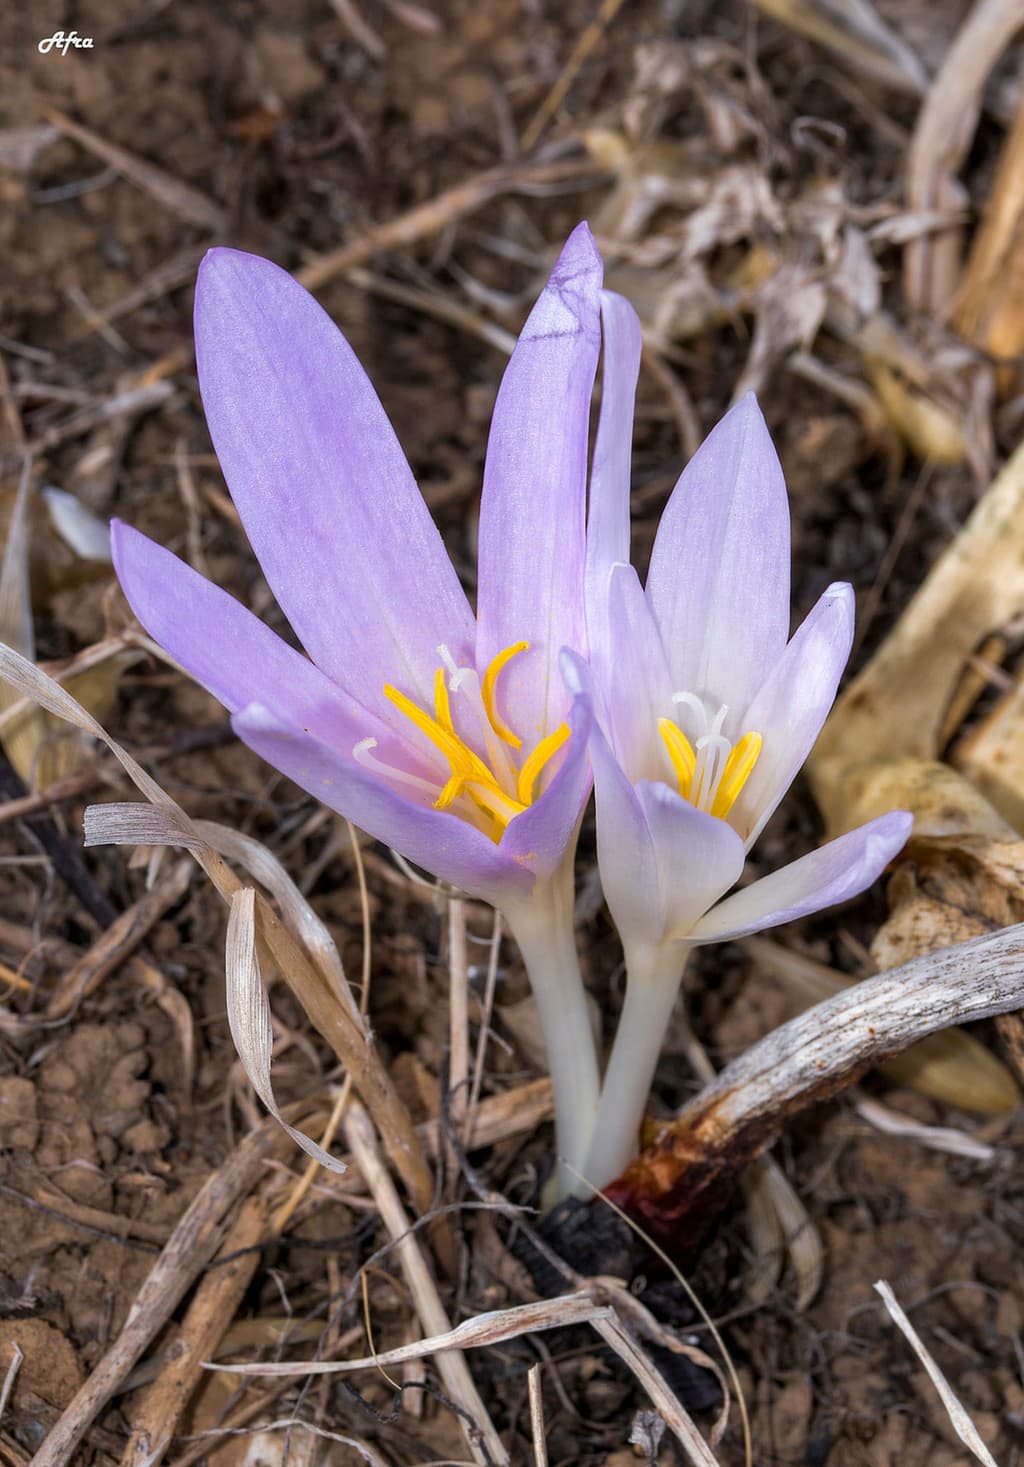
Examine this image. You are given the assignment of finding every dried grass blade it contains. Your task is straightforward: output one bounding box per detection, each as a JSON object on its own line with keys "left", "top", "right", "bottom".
{"left": 208, "top": 1292, "right": 605, "bottom": 1376}
{"left": 226, "top": 888, "right": 345, "bottom": 1173}
{"left": 195, "top": 818, "right": 359, "bottom": 1021}
{"left": 0, "top": 461, "right": 34, "bottom": 664}
{"left": 904, "top": 0, "right": 1024, "bottom": 314}
{"left": 591, "top": 1315, "right": 722, "bottom": 1466}
{"left": 874, "top": 1280, "right": 999, "bottom": 1466}
{"left": 754, "top": 0, "right": 926, "bottom": 94}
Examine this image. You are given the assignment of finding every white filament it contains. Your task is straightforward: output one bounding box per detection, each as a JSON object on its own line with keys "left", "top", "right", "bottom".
{"left": 436, "top": 645, "right": 516, "bottom": 788}
{"left": 352, "top": 738, "right": 438, "bottom": 799}
{"left": 668, "top": 692, "right": 735, "bottom": 812}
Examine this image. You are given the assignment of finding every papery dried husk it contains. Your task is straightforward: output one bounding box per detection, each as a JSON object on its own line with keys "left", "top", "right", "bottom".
{"left": 809, "top": 437, "right": 1024, "bottom": 1084}
{"left": 865, "top": 359, "right": 967, "bottom": 465}
{"left": 953, "top": 89, "right": 1024, "bottom": 396}
{"left": 810, "top": 436, "right": 1024, "bottom": 806}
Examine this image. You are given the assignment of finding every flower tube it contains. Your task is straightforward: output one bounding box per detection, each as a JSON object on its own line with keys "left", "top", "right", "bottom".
{"left": 113, "top": 227, "right": 605, "bottom": 1185}
{"left": 574, "top": 293, "right": 913, "bottom": 1188}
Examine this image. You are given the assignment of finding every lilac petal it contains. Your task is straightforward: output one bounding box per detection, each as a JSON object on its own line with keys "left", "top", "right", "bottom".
{"left": 636, "top": 781, "right": 747, "bottom": 940}
{"left": 233, "top": 703, "right": 533, "bottom": 904}
{"left": 499, "top": 691, "right": 593, "bottom": 879}
{"left": 111, "top": 521, "right": 393, "bottom": 749}
{"left": 476, "top": 224, "right": 603, "bottom": 739}
{"left": 601, "top": 563, "right": 674, "bottom": 780}
{"left": 646, "top": 392, "right": 791, "bottom": 718}
{"left": 562, "top": 649, "right": 661, "bottom": 943}
{"left": 685, "top": 811, "right": 913, "bottom": 945}
{"left": 584, "top": 290, "right": 643, "bottom": 619}
{"left": 731, "top": 581, "right": 855, "bottom": 848}
{"left": 195, "top": 248, "right": 474, "bottom": 720}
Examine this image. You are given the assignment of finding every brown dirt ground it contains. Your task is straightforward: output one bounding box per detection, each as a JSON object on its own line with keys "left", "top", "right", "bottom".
{"left": 1, "top": 0, "right": 1023, "bottom": 1463}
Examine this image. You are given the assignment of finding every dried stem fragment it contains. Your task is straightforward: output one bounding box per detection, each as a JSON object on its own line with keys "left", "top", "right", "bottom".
{"left": 608, "top": 923, "right": 1024, "bottom": 1244}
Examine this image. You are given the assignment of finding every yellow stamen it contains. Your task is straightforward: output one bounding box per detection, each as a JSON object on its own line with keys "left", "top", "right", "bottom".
{"left": 711, "top": 731, "right": 762, "bottom": 819}
{"left": 481, "top": 640, "right": 529, "bottom": 749}
{"left": 516, "top": 722, "right": 570, "bottom": 805}
{"left": 384, "top": 651, "right": 572, "bottom": 843}
{"left": 383, "top": 683, "right": 491, "bottom": 789}
{"left": 436, "top": 770, "right": 525, "bottom": 824}
{"left": 434, "top": 773, "right": 463, "bottom": 810}
{"left": 433, "top": 666, "right": 454, "bottom": 734}
{"left": 465, "top": 779, "right": 528, "bottom": 828}
{"left": 658, "top": 718, "right": 696, "bottom": 799}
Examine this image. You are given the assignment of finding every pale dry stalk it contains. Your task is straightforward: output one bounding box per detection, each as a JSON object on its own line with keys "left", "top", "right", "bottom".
{"left": 342, "top": 1100, "right": 508, "bottom": 1467}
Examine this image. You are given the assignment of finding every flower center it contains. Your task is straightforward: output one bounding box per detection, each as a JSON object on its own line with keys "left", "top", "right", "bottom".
{"left": 657, "top": 692, "right": 762, "bottom": 820}
{"left": 353, "top": 640, "right": 569, "bottom": 843}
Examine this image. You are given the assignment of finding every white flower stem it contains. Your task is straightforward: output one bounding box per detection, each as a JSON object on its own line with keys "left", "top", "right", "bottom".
{"left": 582, "top": 940, "right": 690, "bottom": 1192}
{"left": 503, "top": 862, "right": 600, "bottom": 1198}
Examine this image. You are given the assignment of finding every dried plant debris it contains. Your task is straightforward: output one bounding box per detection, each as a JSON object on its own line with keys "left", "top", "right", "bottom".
{"left": 3, "top": 2, "right": 1024, "bottom": 1464}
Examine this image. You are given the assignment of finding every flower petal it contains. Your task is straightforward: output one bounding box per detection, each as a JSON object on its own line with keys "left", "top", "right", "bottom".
{"left": 600, "top": 563, "right": 674, "bottom": 780}
{"left": 498, "top": 691, "right": 593, "bottom": 879}
{"left": 646, "top": 392, "right": 791, "bottom": 718}
{"left": 562, "top": 648, "right": 661, "bottom": 944}
{"left": 476, "top": 223, "right": 603, "bottom": 741}
{"left": 195, "top": 248, "right": 474, "bottom": 720}
{"left": 232, "top": 703, "right": 533, "bottom": 903}
{"left": 731, "top": 581, "right": 855, "bottom": 848}
{"left": 584, "top": 289, "right": 643, "bottom": 623}
{"left": 686, "top": 811, "right": 913, "bottom": 944}
{"left": 112, "top": 521, "right": 382, "bottom": 741}
{"left": 636, "top": 781, "right": 747, "bottom": 940}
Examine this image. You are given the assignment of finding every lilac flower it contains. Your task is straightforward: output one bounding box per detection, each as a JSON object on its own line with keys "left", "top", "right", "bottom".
{"left": 112, "top": 227, "right": 605, "bottom": 1179}
{"left": 571, "top": 293, "right": 913, "bottom": 1187}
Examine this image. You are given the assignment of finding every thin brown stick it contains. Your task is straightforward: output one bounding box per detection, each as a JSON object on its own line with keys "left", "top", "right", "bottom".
{"left": 527, "top": 1364, "right": 548, "bottom": 1467}
{"left": 32, "top": 1115, "right": 297, "bottom": 1467}
{"left": 296, "top": 158, "right": 604, "bottom": 292}
{"left": 42, "top": 106, "right": 226, "bottom": 232}
{"left": 591, "top": 1315, "right": 721, "bottom": 1466}
{"left": 119, "top": 1192, "right": 271, "bottom": 1467}
{"left": 0, "top": 767, "right": 106, "bottom": 827}
{"left": 447, "top": 895, "right": 470, "bottom": 1152}
{"left": 519, "top": 0, "right": 628, "bottom": 151}
{"left": 343, "top": 1101, "right": 508, "bottom": 1467}
{"left": 44, "top": 856, "right": 193, "bottom": 1019}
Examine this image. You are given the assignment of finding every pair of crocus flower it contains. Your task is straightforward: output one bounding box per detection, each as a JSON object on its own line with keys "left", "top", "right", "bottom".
{"left": 113, "top": 225, "right": 911, "bottom": 1194}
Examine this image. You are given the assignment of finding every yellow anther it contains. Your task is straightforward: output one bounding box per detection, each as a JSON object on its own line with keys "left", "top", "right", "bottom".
{"left": 481, "top": 640, "right": 529, "bottom": 748}
{"left": 516, "top": 721, "right": 570, "bottom": 805}
{"left": 435, "top": 773, "right": 463, "bottom": 810}
{"left": 711, "top": 731, "right": 762, "bottom": 819}
{"left": 384, "top": 652, "right": 571, "bottom": 844}
{"left": 658, "top": 718, "right": 696, "bottom": 799}
{"left": 464, "top": 780, "right": 528, "bottom": 828}
{"left": 433, "top": 666, "right": 454, "bottom": 734}
{"left": 383, "top": 683, "right": 490, "bottom": 786}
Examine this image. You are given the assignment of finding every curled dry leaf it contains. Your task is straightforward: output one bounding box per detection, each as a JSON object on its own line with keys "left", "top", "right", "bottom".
{"left": 225, "top": 888, "right": 346, "bottom": 1173}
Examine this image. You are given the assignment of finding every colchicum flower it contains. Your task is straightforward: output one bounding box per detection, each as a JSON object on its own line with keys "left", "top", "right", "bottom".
{"left": 112, "top": 226, "right": 606, "bottom": 1182}
{"left": 571, "top": 291, "right": 913, "bottom": 1188}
